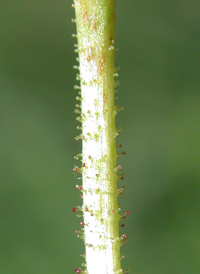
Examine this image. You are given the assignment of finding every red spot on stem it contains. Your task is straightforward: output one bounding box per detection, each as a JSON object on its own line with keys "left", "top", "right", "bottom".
{"left": 74, "top": 268, "right": 81, "bottom": 274}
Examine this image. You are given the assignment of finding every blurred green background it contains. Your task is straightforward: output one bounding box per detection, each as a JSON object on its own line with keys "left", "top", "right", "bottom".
{"left": 1, "top": 0, "right": 200, "bottom": 273}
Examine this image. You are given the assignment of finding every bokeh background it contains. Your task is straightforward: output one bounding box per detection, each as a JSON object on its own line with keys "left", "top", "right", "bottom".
{"left": 1, "top": 0, "right": 200, "bottom": 273}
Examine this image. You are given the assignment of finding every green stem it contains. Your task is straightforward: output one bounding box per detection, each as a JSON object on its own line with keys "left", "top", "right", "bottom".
{"left": 72, "top": 1, "right": 128, "bottom": 274}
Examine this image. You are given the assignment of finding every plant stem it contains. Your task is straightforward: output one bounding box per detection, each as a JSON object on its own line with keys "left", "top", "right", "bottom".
{"left": 72, "top": 1, "right": 127, "bottom": 274}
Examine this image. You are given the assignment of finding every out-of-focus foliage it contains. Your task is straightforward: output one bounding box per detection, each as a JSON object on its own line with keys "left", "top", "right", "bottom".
{"left": 0, "top": 1, "right": 200, "bottom": 273}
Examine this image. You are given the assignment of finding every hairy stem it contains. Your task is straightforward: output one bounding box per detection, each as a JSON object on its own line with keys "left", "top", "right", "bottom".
{"left": 72, "top": 1, "right": 128, "bottom": 274}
